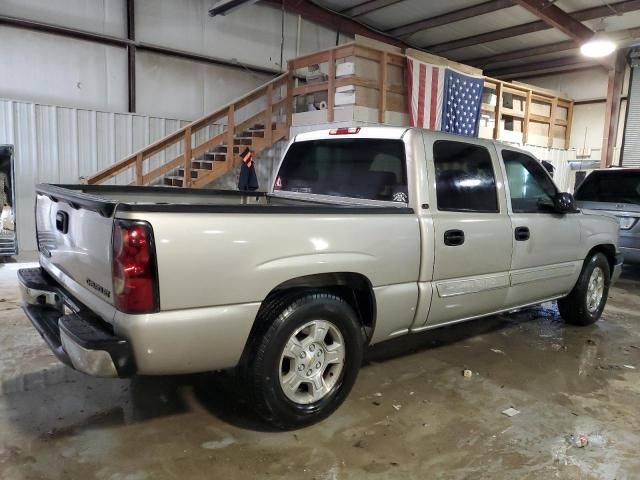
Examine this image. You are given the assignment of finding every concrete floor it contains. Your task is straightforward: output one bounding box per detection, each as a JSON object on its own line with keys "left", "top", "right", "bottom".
{"left": 0, "top": 261, "right": 639, "bottom": 480}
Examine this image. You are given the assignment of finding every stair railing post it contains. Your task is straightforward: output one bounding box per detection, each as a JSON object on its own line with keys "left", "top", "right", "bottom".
{"left": 265, "top": 84, "right": 273, "bottom": 146}
{"left": 135, "top": 153, "right": 143, "bottom": 185}
{"left": 286, "top": 61, "right": 294, "bottom": 137}
{"left": 378, "top": 51, "right": 388, "bottom": 124}
{"left": 227, "top": 104, "right": 235, "bottom": 165}
{"left": 183, "top": 126, "right": 192, "bottom": 188}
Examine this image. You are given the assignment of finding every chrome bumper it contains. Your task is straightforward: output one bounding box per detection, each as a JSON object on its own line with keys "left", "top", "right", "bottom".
{"left": 18, "top": 267, "right": 135, "bottom": 378}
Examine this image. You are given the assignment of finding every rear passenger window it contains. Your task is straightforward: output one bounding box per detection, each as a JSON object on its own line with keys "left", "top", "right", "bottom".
{"left": 433, "top": 141, "right": 499, "bottom": 212}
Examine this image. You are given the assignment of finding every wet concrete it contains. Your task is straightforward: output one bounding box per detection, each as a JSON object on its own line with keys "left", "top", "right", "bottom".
{"left": 0, "top": 260, "right": 639, "bottom": 480}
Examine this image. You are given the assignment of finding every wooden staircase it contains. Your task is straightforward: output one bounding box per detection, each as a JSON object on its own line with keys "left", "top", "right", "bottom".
{"left": 87, "top": 72, "right": 292, "bottom": 188}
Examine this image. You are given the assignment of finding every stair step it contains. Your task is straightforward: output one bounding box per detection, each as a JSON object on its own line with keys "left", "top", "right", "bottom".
{"left": 251, "top": 122, "right": 277, "bottom": 131}
{"left": 203, "top": 152, "right": 227, "bottom": 161}
{"left": 233, "top": 138, "right": 253, "bottom": 146}
{"left": 241, "top": 129, "right": 265, "bottom": 138}
{"left": 213, "top": 145, "right": 241, "bottom": 154}
{"left": 177, "top": 168, "right": 199, "bottom": 179}
{"left": 192, "top": 161, "right": 214, "bottom": 170}
{"left": 164, "top": 175, "right": 185, "bottom": 186}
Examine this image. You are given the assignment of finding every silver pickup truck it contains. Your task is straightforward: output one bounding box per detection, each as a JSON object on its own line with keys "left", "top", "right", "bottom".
{"left": 20, "top": 126, "right": 622, "bottom": 428}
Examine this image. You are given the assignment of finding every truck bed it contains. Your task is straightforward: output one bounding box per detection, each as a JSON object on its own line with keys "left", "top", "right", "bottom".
{"left": 38, "top": 184, "right": 411, "bottom": 216}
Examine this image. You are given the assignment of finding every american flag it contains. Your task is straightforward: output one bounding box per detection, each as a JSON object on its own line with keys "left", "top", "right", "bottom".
{"left": 407, "top": 57, "right": 484, "bottom": 137}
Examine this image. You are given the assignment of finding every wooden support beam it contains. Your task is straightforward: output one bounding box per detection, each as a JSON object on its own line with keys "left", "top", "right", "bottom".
{"left": 227, "top": 105, "right": 235, "bottom": 166}
{"left": 264, "top": 0, "right": 407, "bottom": 48}
{"left": 135, "top": 153, "right": 143, "bottom": 185}
{"left": 265, "top": 83, "right": 273, "bottom": 146}
{"left": 548, "top": 97, "right": 557, "bottom": 148}
{"left": 388, "top": 0, "right": 513, "bottom": 38}
{"left": 327, "top": 49, "right": 336, "bottom": 123}
{"left": 512, "top": 0, "right": 593, "bottom": 43}
{"left": 126, "top": 0, "right": 136, "bottom": 113}
{"left": 523, "top": 89, "right": 531, "bottom": 144}
{"left": 425, "top": 0, "right": 640, "bottom": 53}
{"left": 342, "top": 0, "right": 405, "bottom": 17}
{"left": 601, "top": 50, "right": 627, "bottom": 167}
{"left": 378, "top": 52, "right": 388, "bottom": 123}
{"left": 183, "top": 127, "right": 192, "bottom": 188}
{"left": 494, "top": 82, "right": 503, "bottom": 140}
{"left": 485, "top": 56, "right": 600, "bottom": 79}
{"left": 469, "top": 40, "right": 577, "bottom": 67}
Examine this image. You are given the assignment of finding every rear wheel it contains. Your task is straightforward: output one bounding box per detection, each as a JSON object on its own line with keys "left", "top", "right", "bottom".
{"left": 558, "top": 253, "right": 611, "bottom": 326}
{"left": 243, "top": 292, "right": 363, "bottom": 429}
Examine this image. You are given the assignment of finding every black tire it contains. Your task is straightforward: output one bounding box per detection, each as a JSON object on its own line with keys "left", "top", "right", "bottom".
{"left": 558, "top": 253, "right": 611, "bottom": 326}
{"left": 242, "top": 291, "right": 364, "bottom": 429}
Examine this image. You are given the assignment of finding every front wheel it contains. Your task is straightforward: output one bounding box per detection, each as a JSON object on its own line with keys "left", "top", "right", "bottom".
{"left": 558, "top": 252, "right": 611, "bottom": 326}
{"left": 243, "top": 292, "right": 364, "bottom": 429}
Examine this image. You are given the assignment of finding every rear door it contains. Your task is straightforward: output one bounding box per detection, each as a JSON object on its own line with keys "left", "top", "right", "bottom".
{"left": 498, "top": 148, "right": 582, "bottom": 307}
{"left": 423, "top": 136, "right": 513, "bottom": 326}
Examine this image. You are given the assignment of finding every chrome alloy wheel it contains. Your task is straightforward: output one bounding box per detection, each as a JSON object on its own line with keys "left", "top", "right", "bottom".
{"left": 586, "top": 266, "right": 605, "bottom": 313}
{"left": 278, "top": 319, "right": 346, "bottom": 405}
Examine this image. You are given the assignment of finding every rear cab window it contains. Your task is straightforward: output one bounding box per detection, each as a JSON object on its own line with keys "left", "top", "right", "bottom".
{"left": 274, "top": 139, "right": 408, "bottom": 203}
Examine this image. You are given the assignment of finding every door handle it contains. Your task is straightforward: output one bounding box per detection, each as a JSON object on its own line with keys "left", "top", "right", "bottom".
{"left": 444, "top": 229, "right": 465, "bottom": 246}
{"left": 514, "top": 226, "right": 530, "bottom": 241}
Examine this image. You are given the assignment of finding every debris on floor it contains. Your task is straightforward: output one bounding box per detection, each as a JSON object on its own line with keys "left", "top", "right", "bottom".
{"left": 502, "top": 407, "right": 520, "bottom": 417}
{"left": 462, "top": 369, "right": 473, "bottom": 378}
{"left": 623, "top": 364, "right": 636, "bottom": 369}
{"left": 392, "top": 404, "right": 401, "bottom": 411}
{"left": 490, "top": 348, "right": 505, "bottom": 355}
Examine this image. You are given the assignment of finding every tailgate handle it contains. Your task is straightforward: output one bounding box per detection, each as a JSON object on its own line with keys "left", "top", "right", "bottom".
{"left": 56, "top": 211, "right": 69, "bottom": 234}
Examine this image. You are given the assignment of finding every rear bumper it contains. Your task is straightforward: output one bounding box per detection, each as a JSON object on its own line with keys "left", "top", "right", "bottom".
{"left": 18, "top": 267, "right": 135, "bottom": 378}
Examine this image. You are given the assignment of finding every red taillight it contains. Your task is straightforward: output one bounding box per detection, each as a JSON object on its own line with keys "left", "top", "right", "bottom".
{"left": 112, "top": 220, "right": 158, "bottom": 314}
{"left": 329, "top": 127, "right": 361, "bottom": 135}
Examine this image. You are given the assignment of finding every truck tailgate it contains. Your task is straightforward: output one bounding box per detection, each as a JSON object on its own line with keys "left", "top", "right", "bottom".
{"left": 36, "top": 192, "right": 115, "bottom": 309}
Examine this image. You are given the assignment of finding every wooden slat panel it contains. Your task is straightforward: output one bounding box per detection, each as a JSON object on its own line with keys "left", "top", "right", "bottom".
{"left": 501, "top": 107, "right": 525, "bottom": 119}
{"left": 530, "top": 113, "right": 551, "bottom": 123}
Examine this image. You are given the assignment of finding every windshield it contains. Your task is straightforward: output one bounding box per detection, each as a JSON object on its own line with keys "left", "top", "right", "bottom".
{"left": 274, "top": 139, "right": 408, "bottom": 203}
{"left": 575, "top": 171, "right": 640, "bottom": 205}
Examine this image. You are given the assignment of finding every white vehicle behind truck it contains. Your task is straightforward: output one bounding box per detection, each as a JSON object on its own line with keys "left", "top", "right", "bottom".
{"left": 20, "top": 126, "right": 622, "bottom": 428}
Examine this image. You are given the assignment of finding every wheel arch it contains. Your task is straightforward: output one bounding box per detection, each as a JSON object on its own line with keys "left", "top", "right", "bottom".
{"left": 586, "top": 243, "right": 616, "bottom": 277}
{"left": 245, "top": 272, "right": 377, "bottom": 354}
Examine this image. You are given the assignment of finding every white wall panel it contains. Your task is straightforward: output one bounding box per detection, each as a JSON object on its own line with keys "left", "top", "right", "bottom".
{"left": 0, "top": 98, "right": 188, "bottom": 251}
{"left": 136, "top": 51, "right": 272, "bottom": 120}
{"left": 0, "top": 26, "right": 128, "bottom": 112}
{"left": 136, "top": 0, "right": 298, "bottom": 71}
{"left": 520, "top": 69, "right": 609, "bottom": 101}
{"left": 0, "top": 0, "right": 126, "bottom": 37}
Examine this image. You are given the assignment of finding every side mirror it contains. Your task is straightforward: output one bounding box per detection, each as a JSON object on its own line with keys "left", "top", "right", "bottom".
{"left": 554, "top": 192, "right": 577, "bottom": 213}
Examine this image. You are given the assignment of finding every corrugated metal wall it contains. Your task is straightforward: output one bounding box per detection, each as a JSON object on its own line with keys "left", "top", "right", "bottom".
{"left": 0, "top": 97, "right": 189, "bottom": 251}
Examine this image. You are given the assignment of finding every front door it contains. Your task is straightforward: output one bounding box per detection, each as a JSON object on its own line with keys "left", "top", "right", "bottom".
{"left": 423, "top": 138, "right": 513, "bottom": 327}
{"left": 497, "top": 148, "right": 582, "bottom": 307}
